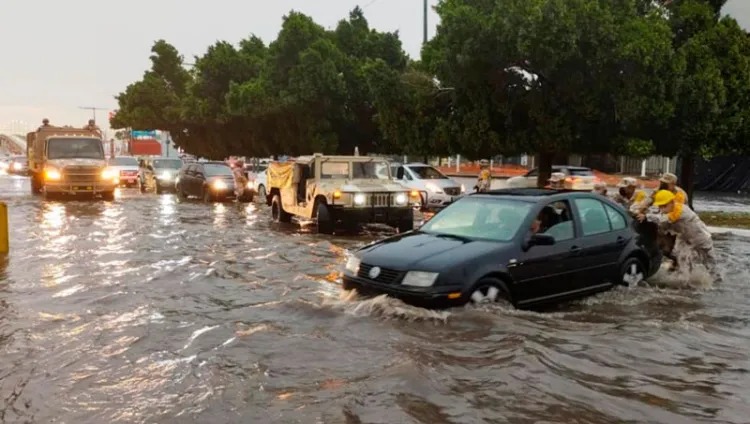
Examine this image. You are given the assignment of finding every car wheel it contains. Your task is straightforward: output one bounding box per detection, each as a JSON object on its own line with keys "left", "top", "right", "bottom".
{"left": 620, "top": 257, "right": 646, "bottom": 287}
{"left": 397, "top": 209, "right": 415, "bottom": 233}
{"left": 257, "top": 185, "right": 266, "bottom": 202}
{"left": 468, "top": 278, "right": 513, "bottom": 306}
{"left": 101, "top": 190, "right": 115, "bottom": 201}
{"left": 316, "top": 201, "right": 334, "bottom": 235}
{"left": 271, "top": 194, "right": 291, "bottom": 223}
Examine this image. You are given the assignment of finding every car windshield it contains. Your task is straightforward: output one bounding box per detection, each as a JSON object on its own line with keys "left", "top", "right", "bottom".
{"left": 47, "top": 138, "right": 104, "bottom": 160}
{"left": 109, "top": 157, "right": 138, "bottom": 166}
{"left": 353, "top": 161, "right": 390, "bottom": 179}
{"left": 569, "top": 168, "right": 594, "bottom": 176}
{"left": 204, "top": 164, "right": 233, "bottom": 176}
{"left": 321, "top": 162, "right": 349, "bottom": 179}
{"left": 420, "top": 197, "right": 533, "bottom": 242}
{"left": 153, "top": 159, "right": 183, "bottom": 169}
{"left": 408, "top": 165, "right": 447, "bottom": 179}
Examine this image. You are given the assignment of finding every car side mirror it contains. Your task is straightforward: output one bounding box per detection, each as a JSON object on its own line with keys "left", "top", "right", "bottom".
{"left": 524, "top": 233, "right": 555, "bottom": 251}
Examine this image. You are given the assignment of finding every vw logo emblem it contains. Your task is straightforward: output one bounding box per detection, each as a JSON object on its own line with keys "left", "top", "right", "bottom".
{"left": 368, "top": 266, "right": 381, "bottom": 279}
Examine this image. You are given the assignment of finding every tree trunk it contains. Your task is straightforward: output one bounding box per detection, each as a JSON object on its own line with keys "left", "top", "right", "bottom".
{"left": 536, "top": 152, "right": 553, "bottom": 188}
{"left": 680, "top": 154, "right": 695, "bottom": 210}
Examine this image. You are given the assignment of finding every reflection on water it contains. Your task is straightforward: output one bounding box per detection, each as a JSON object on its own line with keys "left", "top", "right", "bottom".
{"left": 1, "top": 176, "right": 750, "bottom": 423}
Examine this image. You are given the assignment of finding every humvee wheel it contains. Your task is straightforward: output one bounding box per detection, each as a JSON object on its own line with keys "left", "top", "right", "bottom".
{"left": 271, "top": 194, "right": 291, "bottom": 223}
{"left": 316, "top": 201, "right": 334, "bottom": 235}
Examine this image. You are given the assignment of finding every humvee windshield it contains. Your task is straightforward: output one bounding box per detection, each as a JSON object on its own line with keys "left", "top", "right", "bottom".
{"left": 353, "top": 161, "right": 390, "bottom": 179}
{"left": 47, "top": 138, "right": 104, "bottom": 160}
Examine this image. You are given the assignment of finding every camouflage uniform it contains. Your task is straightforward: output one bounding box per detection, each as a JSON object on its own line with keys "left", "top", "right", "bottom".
{"left": 476, "top": 159, "right": 492, "bottom": 192}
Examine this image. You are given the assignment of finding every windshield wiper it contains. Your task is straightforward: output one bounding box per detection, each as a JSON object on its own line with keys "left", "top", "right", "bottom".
{"left": 426, "top": 232, "right": 473, "bottom": 242}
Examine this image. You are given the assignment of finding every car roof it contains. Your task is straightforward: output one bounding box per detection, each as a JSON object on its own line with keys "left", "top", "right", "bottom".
{"left": 470, "top": 188, "right": 600, "bottom": 201}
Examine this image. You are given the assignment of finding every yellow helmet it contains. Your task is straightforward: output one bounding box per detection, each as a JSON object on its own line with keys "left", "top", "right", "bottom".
{"left": 652, "top": 190, "right": 675, "bottom": 206}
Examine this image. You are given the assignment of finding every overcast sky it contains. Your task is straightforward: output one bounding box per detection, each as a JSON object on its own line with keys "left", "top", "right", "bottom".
{"left": 0, "top": 0, "right": 747, "bottom": 137}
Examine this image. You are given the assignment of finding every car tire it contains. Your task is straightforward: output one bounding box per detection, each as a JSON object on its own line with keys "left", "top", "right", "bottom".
{"left": 257, "top": 185, "right": 266, "bottom": 202}
{"left": 30, "top": 172, "right": 42, "bottom": 194}
{"left": 101, "top": 190, "right": 115, "bottom": 201}
{"left": 177, "top": 183, "right": 187, "bottom": 199}
{"left": 316, "top": 201, "right": 334, "bottom": 235}
{"left": 467, "top": 278, "right": 513, "bottom": 306}
{"left": 620, "top": 257, "right": 646, "bottom": 287}
{"left": 271, "top": 194, "right": 291, "bottom": 223}
{"left": 397, "top": 209, "right": 415, "bottom": 233}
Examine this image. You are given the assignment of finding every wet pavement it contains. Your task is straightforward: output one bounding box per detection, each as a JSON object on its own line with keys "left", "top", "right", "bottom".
{"left": 1, "top": 174, "right": 750, "bottom": 423}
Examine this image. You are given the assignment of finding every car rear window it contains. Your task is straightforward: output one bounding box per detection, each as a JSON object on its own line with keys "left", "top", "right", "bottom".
{"left": 109, "top": 157, "right": 138, "bottom": 166}
{"left": 407, "top": 165, "right": 447, "bottom": 179}
{"left": 420, "top": 197, "right": 533, "bottom": 242}
{"left": 204, "top": 164, "right": 233, "bottom": 176}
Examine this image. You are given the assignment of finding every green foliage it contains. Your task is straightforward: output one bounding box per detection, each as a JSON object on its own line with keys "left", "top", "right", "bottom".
{"left": 110, "top": 0, "right": 750, "bottom": 172}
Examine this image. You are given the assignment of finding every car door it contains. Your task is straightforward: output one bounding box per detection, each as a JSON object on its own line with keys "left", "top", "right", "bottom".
{"left": 571, "top": 197, "right": 625, "bottom": 288}
{"left": 193, "top": 165, "right": 206, "bottom": 196}
{"left": 183, "top": 165, "right": 197, "bottom": 195}
{"left": 507, "top": 200, "right": 580, "bottom": 305}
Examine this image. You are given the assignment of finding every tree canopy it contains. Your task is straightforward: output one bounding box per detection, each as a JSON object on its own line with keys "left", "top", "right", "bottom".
{"left": 111, "top": 1, "right": 750, "bottom": 189}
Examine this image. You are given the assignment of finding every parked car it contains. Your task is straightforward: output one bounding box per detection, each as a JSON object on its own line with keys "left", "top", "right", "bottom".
{"left": 107, "top": 156, "right": 140, "bottom": 187}
{"left": 342, "top": 188, "right": 662, "bottom": 309}
{"left": 139, "top": 157, "right": 184, "bottom": 194}
{"left": 175, "top": 161, "right": 247, "bottom": 202}
{"left": 507, "top": 166, "right": 600, "bottom": 191}
{"left": 7, "top": 155, "right": 28, "bottom": 175}
{"left": 245, "top": 162, "right": 268, "bottom": 201}
{"left": 390, "top": 163, "right": 465, "bottom": 210}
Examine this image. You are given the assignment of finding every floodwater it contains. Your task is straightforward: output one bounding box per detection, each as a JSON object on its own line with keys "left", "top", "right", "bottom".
{"left": 1, "top": 174, "right": 750, "bottom": 423}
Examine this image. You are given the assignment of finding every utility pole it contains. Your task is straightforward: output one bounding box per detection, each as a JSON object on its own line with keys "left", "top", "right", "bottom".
{"left": 423, "top": 0, "right": 428, "bottom": 44}
{"left": 78, "top": 106, "right": 107, "bottom": 123}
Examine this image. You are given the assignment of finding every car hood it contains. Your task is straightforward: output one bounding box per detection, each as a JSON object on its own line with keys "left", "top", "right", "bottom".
{"left": 357, "top": 231, "right": 511, "bottom": 270}
{"left": 48, "top": 158, "right": 106, "bottom": 168}
{"left": 338, "top": 180, "right": 410, "bottom": 192}
{"left": 416, "top": 178, "right": 459, "bottom": 189}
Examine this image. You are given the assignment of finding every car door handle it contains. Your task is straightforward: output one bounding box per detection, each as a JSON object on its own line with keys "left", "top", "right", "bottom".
{"left": 570, "top": 246, "right": 582, "bottom": 255}
{"left": 616, "top": 236, "right": 626, "bottom": 245}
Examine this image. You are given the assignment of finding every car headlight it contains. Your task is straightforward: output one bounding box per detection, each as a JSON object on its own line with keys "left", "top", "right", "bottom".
{"left": 425, "top": 182, "right": 443, "bottom": 194}
{"left": 461, "top": 184, "right": 466, "bottom": 193}
{"left": 345, "top": 256, "right": 361, "bottom": 275}
{"left": 45, "top": 168, "right": 61, "bottom": 180}
{"left": 212, "top": 179, "right": 227, "bottom": 190}
{"left": 101, "top": 168, "right": 117, "bottom": 180}
{"left": 247, "top": 181, "right": 253, "bottom": 189}
{"left": 159, "top": 171, "right": 172, "bottom": 180}
{"left": 13, "top": 162, "right": 22, "bottom": 170}
{"left": 402, "top": 271, "right": 439, "bottom": 287}
{"left": 353, "top": 193, "right": 366, "bottom": 205}
{"left": 394, "top": 193, "right": 407, "bottom": 205}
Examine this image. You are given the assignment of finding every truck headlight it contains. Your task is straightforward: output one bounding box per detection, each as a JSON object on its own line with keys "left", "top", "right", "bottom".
{"left": 247, "top": 181, "right": 253, "bottom": 189}
{"left": 159, "top": 171, "right": 172, "bottom": 180}
{"left": 353, "top": 193, "right": 366, "bottom": 205}
{"left": 395, "top": 193, "right": 407, "bottom": 205}
{"left": 101, "top": 169, "right": 117, "bottom": 180}
{"left": 212, "top": 179, "right": 227, "bottom": 190}
{"left": 425, "top": 182, "right": 443, "bottom": 194}
{"left": 345, "top": 256, "right": 361, "bottom": 275}
{"left": 402, "top": 271, "right": 438, "bottom": 287}
{"left": 45, "top": 168, "right": 61, "bottom": 180}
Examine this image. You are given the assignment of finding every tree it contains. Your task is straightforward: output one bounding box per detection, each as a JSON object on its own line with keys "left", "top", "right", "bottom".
{"left": 423, "top": 0, "right": 678, "bottom": 186}
{"left": 648, "top": 0, "right": 750, "bottom": 207}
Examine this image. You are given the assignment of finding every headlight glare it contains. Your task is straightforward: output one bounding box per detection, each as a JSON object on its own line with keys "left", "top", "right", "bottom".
{"left": 212, "top": 179, "right": 227, "bottom": 190}
{"left": 402, "top": 271, "right": 438, "bottom": 287}
{"left": 159, "top": 171, "right": 172, "bottom": 180}
{"left": 395, "top": 193, "right": 407, "bottom": 205}
{"left": 101, "top": 168, "right": 117, "bottom": 180}
{"left": 345, "top": 256, "right": 361, "bottom": 275}
{"left": 353, "top": 193, "right": 366, "bottom": 205}
{"left": 426, "top": 182, "right": 443, "bottom": 194}
{"left": 45, "top": 168, "right": 61, "bottom": 180}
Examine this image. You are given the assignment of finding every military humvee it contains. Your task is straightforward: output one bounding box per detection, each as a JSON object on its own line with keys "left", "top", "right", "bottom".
{"left": 266, "top": 154, "right": 420, "bottom": 234}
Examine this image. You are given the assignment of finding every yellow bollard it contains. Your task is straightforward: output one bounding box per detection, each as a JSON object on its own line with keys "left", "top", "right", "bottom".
{"left": 0, "top": 202, "right": 7, "bottom": 253}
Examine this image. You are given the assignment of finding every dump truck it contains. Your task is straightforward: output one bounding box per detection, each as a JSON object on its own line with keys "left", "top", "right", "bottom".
{"left": 27, "top": 120, "right": 118, "bottom": 200}
{"left": 266, "top": 154, "right": 422, "bottom": 234}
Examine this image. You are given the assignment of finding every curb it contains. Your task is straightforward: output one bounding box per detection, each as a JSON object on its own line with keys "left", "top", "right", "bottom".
{"left": 707, "top": 226, "right": 750, "bottom": 237}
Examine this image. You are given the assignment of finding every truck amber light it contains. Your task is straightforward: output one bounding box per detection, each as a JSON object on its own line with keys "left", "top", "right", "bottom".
{"left": 409, "top": 190, "right": 419, "bottom": 197}
{"left": 447, "top": 293, "right": 461, "bottom": 299}
{"left": 333, "top": 190, "right": 342, "bottom": 199}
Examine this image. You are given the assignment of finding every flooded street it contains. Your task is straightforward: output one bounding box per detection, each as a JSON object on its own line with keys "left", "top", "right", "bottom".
{"left": 2, "top": 174, "right": 750, "bottom": 423}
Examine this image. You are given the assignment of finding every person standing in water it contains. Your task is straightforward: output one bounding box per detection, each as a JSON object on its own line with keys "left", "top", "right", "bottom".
{"left": 476, "top": 159, "right": 492, "bottom": 192}
{"left": 637, "top": 190, "right": 720, "bottom": 281}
